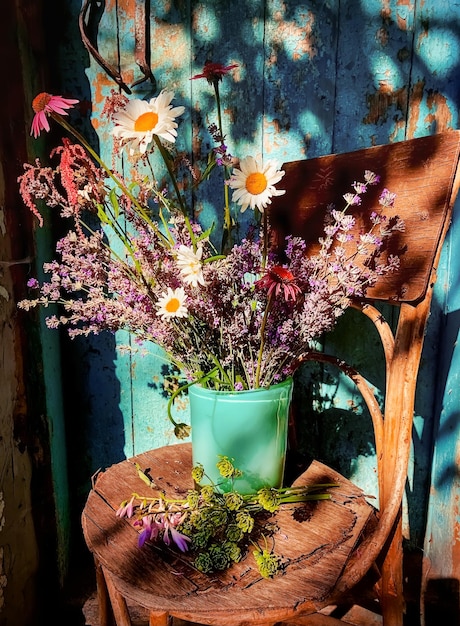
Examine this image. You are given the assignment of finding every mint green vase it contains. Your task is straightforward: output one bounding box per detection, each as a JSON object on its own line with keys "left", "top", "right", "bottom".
{"left": 188, "top": 378, "right": 293, "bottom": 494}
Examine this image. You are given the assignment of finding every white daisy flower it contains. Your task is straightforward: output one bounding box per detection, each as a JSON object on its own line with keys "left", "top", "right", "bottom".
{"left": 229, "top": 155, "right": 286, "bottom": 212}
{"left": 111, "top": 91, "right": 185, "bottom": 154}
{"left": 156, "top": 287, "right": 188, "bottom": 320}
{"left": 175, "top": 245, "right": 205, "bottom": 287}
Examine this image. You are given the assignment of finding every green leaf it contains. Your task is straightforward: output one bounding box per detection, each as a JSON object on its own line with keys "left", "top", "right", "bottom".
{"left": 96, "top": 203, "right": 110, "bottom": 224}
{"left": 198, "top": 156, "right": 217, "bottom": 183}
{"left": 197, "top": 224, "right": 215, "bottom": 241}
{"left": 109, "top": 187, "right": 120, "bottom": 219}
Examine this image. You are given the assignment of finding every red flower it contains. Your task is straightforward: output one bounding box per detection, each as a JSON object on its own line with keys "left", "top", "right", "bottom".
{"left": 191, "top": 61, "right": 238, "bottom": 85}
{"left": 256, "top": 266, "right": 301, "bottom": 302}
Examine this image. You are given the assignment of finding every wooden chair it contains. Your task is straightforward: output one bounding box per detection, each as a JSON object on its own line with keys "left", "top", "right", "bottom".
{"left": 82, "top": 130, "right": 460, "bottom": 626}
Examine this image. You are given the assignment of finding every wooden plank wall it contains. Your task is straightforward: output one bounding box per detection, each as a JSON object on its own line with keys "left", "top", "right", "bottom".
{"left": 47, "top": 0, "right": 459, "bottom": 621}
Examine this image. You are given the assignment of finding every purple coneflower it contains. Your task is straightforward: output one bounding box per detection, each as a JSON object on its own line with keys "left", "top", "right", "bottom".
{"left": 31, "top": 92, "right": 79, "bottom": 138}
{"left": 256, "top": 266, "right": 301, "bottom": 302}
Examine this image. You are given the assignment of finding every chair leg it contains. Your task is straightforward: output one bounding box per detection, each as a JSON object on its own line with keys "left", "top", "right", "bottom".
{"left": 102, "top": 565, "right": 133, "bottom": 626}
{"left": 94, "top": 557, "right": 116, "bottom": 626}
{"left": 380, "top": 513, "right": 405, "bottom": 625}
{"left": 149, "top": 610, "right": 172, "bottom": 626}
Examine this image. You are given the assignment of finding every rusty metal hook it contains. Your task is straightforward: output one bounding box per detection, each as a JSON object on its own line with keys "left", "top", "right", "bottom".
{"left": 79, "top": 0, "right": 157, "bottom": 94}
{"left": 132, "top": 0, "right": 156, "bottom": 89}
{"left": 79, "top": 0, "right": 132, "bottom": 94}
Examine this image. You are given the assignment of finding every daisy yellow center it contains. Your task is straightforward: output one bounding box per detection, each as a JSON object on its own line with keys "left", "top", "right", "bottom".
{"left": 165, "top": 298, "right": 180, "bottom": 313}
{"left": 134, "top": 111, "right": 159, "bottom": 132}
{"left": 245, "top": 172, "right": 267, "bottom": 195}
{"left": 32, "top": 93, "right": 51, "bottom": 113}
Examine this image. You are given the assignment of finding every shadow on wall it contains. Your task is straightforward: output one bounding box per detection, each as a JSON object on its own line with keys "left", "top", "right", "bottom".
{"left": 287, "top": 305, "right": 387, "bottom": 483}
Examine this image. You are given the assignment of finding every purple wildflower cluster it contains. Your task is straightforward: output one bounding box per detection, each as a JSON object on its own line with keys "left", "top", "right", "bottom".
{"left": 116, "top": 495, "right": 190, "bottom": 552}
{"left": 208, "top": 122, "right": 233, "bottom": 166}
{"left": 18, "top": 143, "right": 402, "bottom": 390}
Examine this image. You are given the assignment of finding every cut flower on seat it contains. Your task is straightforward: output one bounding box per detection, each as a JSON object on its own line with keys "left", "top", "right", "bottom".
{"left": 117, "top": 456, "right": 339, "bottom": 577}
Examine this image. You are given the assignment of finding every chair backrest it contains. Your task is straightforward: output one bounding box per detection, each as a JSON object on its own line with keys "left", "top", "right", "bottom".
{"left": 269, "top": 130, "right": 460, "bottom": 622}
{"left": 270, "top": 131, "right": 460, "bottom": 304}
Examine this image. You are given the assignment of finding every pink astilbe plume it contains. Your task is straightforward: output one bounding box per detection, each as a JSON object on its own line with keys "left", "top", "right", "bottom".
{"left": 17, "top": 160, "right": 65, "bottom": 227}
{"left": 52, "top": 139, "right": 105, "bottom": 232}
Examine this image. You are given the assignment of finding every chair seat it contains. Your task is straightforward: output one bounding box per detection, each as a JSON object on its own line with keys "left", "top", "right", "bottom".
{"left": 82, "top": 443, "right": 375, "bottom": 625}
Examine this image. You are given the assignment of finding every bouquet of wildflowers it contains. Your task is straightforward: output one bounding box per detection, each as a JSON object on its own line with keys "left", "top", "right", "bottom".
{"left": 18, "top": 62, "right": 402, "bottom": 437}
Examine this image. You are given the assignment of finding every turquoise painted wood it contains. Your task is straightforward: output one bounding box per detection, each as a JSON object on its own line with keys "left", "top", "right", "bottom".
{"left": 51, "top": 0, "right": 460, "bottom": 611}
{"left": 34, "top": 219, "right": 70, "bottom": 584}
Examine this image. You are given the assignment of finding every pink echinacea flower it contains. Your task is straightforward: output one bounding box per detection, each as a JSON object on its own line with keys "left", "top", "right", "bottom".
{"left": 31, "top": 92, "right": 79, "bottom": 138}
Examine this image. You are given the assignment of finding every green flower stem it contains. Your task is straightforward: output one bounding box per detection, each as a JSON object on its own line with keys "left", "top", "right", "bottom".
{"left": 223, "top": 175, "right": 231, "bottom": 232}
{"left": 275, "top": 493, "right": 333, "bottom": 503}
{"left": 273, "top": 483, "right": 339, "bottom": 494}
{"left": 93, "top": 204, "right": 140, "bottom": 263}
{"left": 79, "top": 218, "right": 142, "bottom": 282}
{"left": 209, "top": 354, "right": 234, "bottom": 389}
{"left": 157, "top": 205, "right": 176, "bottom": 246}
{"left": 262, "top": 210, "right": 269, "bottom": 269}
{"left": 130, "top": 493, "right": 187, "bottom": 507}
{"left": 213, "top": 80, "right": 233, "bottom": 251}
{"left": 213, "top": 81, "right": 224, "bottom": 143}
{"left": 128, "top": 482, "right": 337, "bottom": 511}
{"left": 146, "top": 144, "right": 195, "bottom": 247}
{"left": 202, "top": 254, "right": 226, "bottom": 264}
{"left": 254, "top": 293, "right": 273, "bottom": 388}
{"left": 127, "top": 482, "right": 338, "bottom": 513}
{"left": 153, "top": 134, "right": 187, "bottom": 215}
{"left": 166, "top": 366, "right": 220, "bottom": 436}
